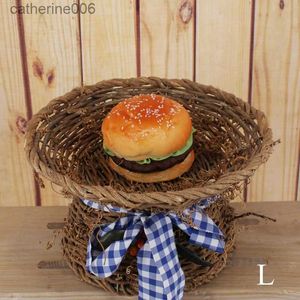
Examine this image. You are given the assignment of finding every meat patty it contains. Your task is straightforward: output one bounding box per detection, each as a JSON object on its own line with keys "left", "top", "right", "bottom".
{"left": 110, "top": 145, "right": 193, "bottom": 173}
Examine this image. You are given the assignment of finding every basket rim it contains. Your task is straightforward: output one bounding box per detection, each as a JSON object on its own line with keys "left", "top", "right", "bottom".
{"left": 25, "top": 77, "right": 274, "bottom": 210}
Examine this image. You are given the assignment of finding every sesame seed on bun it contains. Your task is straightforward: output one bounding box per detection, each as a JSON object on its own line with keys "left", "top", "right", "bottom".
{"left": 101, "top": 94, "right": 195, "bottom": 183}
{"left": 101, "top": 94, "right": 193, "bottom": 161}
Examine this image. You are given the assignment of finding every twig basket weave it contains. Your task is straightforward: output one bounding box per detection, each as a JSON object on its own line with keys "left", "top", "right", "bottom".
{"left": 62, "top": 196, "right": 236, "bottom": 295}
{"left": 25, "top": 77, "right": 273, "bottom": 211}
{"left": 25, "top": 77, "right": 274, "bottom": 294}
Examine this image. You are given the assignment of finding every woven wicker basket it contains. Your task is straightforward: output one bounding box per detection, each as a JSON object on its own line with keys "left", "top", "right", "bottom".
{"left": 24, "top": 77, "right": 274, "bottom": 295}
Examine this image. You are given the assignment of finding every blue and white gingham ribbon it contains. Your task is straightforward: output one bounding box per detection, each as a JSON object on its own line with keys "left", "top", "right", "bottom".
{"left": 83, "top": 196, "right": 224, "bottom": 300}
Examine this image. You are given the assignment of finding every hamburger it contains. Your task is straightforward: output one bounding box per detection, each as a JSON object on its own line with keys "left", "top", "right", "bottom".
{"left": 101, "top": 94, "right": 195, "bottom": 183}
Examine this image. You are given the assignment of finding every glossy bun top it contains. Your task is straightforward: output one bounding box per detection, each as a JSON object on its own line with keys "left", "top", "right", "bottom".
{"left": 101, "top": 94, "right": 192, "bottom": 161}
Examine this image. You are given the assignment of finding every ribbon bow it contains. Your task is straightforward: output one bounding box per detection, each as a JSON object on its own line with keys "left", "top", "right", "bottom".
{"left": 83, "top": 196, "right": 224, "bottom": 300}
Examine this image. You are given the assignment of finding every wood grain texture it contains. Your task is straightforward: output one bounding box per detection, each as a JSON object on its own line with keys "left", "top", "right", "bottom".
{"left": 22, "top": 0, "right": 81, "bottom": 206}
{"left": 0, "top": 202, "right": 299, "bottom": 299}
{"left": 195, "top": 0, "right": 252, "bottom": 100}
{"left": 81, "top": 0, "right": 137, "bottom": 84}
{"left": 297, "top": 161, "right": 300, "bottom": 201}
{"left": 195, "top": 0, "right": 252, "bottom": 203}
{"left": 248, "top": 0, "right": 300, "bottom": 202}
{"left": 140, "top": 0, "right": 194, "bottom": 79}
{"left": 0, "top": 0, "right": 35, "bottom": 206}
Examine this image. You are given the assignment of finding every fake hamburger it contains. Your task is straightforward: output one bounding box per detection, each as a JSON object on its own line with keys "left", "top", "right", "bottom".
{"left": 101, "top": 94, "right": 195, "bottom": 183}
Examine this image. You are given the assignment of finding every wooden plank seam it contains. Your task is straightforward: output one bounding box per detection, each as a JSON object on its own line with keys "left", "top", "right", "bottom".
{"left": 16, "top": 0, "right": 41, "bottom": 206}
{"left": 244, "top": 0, "right": 256, "bottom": 203}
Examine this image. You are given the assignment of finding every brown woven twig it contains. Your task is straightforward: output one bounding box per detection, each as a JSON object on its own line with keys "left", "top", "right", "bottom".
{"left": 233, "top": 212, "right": 276, "bottom": 223}
{"left": 24, "top": 77, "right": 274, "bottom": 210}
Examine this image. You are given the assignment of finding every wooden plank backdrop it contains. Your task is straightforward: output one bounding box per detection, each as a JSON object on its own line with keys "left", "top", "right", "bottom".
{"left": 0, "top": 0, "right": 36, "bottom": 206}
{"left": 195, "top": 0, "right": 252, "bottom": 202}
{"left": 0, "top": 0, "right": 299, "bottom": 206}
{"left": 81, "top": 0, "right": 137, "bottom": 83}
{"left": 140, "top": 0, "right": 194, "bottom": 78}
{"left": 248, "top": 0, "right": 300, "bottom": 202}
{"left": 195, "top": 0, "right": 251, "bottom": 100}
{"left": 21, "top": 0, "right": 81, "bottom": 205}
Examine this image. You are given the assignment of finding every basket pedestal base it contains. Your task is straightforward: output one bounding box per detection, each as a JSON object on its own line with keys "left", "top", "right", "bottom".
{"left": 62, "top": 197, "right": 236, "bottom": 296}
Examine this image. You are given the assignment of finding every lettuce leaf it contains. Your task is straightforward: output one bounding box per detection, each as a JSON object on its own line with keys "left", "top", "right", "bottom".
{"left": 103, "top": 128, "right": 195, "bottom": 165}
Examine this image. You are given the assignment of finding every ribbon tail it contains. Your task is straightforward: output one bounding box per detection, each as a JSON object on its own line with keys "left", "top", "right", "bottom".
{"left": 140, "top": 213, "right": 185, "bottom": 300}
{"left": 137, "top": 242, "right": 166, "bottom": 300}
{"left": 87, "top": 218, "right": 142, "bottom": 277}
{"left": 190, "top": 210, "right": 225, "bottom": 253}
{"left": 191, "top": 210, "right": 224, "bottom": 237}
{"left": 189, "top": 229, "right": 225, "bottom": 253}
{"left": 169, "top": 212, "right": 225, "bottom": 253}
